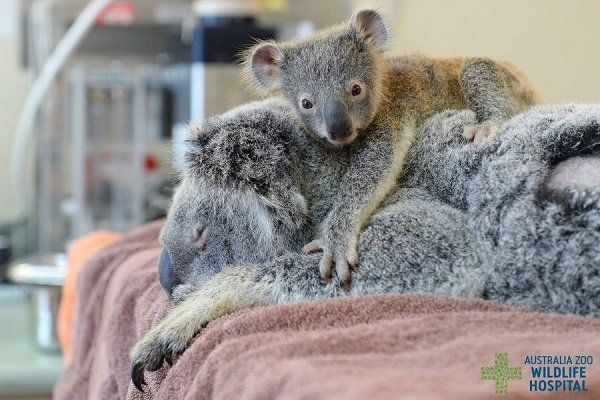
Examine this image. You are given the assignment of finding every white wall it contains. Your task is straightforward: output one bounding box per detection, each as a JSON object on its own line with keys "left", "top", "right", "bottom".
{"left": 358, "top": 0, "right": 600, "bottom": 103}
{"left": 0, "top": 0, "right": 31, "bottom": 220}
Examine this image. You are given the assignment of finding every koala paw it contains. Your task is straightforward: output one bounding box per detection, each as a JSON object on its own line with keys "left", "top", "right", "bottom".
{"left": 130, "top": 299, "right": 209, "bottom": 392}
{"left": 303, "top": 238, "right": 358, "bottom": 290}
{"left": 462, "top": 121, "right": 501, "bottom": 143}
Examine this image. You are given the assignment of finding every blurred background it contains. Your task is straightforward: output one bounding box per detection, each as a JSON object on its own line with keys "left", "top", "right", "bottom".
{"left": 0, "top": 0, "right": 598, "bottom": 398}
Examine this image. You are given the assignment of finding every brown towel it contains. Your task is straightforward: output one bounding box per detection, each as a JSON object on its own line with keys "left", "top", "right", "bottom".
{"left": 54, "top": 221, "right": 600, "bottom": 399}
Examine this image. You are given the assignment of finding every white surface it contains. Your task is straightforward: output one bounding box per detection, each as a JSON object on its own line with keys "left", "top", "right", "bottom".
{"left": 0, "top": 0, "right": 18, "bottom": 40}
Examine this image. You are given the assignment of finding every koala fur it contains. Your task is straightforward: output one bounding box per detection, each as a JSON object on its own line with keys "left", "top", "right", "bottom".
{"left": 244, "top": 8, "right": 539, "bottom": 285}
{"left": 157, "top": 100, "right": 312, "bottom": 297}
{"left": 132, "top": 102, "right": 600, "bottom": 391}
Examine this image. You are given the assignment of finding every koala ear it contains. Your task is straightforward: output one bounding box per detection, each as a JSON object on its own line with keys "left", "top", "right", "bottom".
{"left": 245, "top": 42, "right": 283, "bottom": 92}
{"left": 350, "top": 9, "right": 389, "bottom": 49}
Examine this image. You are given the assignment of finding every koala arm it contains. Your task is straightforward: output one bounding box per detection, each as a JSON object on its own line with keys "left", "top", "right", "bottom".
{"left": 131, "top": 253, "right": 338, "bottom": 391}
{"left": 130, "top": 265, "right": 264, "bottom": 392}
{"left": 306, "top": 117, "right": 418, "bottom": 286}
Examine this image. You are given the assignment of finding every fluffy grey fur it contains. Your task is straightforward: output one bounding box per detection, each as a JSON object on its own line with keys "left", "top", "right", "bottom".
{"left": 404, "top": 104, "right": 600, "bottom": 316}
{"left": 158, "top": 100, "right": 309, "bottom": 298}
{"left": 131, "top": 100, "right": 600, "bottom": 390}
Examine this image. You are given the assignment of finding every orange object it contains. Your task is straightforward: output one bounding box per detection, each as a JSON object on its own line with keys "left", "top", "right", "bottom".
{"left": 58, "top": 231, "right": 121, "bottom": 363}
{"left": 96, "top": 1, "right": 135, "bottom": 26}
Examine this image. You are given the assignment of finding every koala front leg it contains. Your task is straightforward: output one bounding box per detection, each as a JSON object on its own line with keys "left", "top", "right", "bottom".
{"left": 130, "top": 266, "right": 262, "bottom": 392}
{"left": 305, "top": 118, "right": 417, "bottom": 287}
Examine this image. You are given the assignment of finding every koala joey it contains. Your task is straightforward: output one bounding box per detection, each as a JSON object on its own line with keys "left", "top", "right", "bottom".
{"left": 245, "top": 8, "right": 539, "bottom": 288}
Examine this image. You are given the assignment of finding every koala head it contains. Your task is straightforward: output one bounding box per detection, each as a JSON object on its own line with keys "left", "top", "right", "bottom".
{"left": 157, "top": 100, "right": 310, "bottom": 299}
{"left": 158, "top": 176, "right": 304, "bottom": 299}
{"left": 245, "top": 9, "right": 389, "bottom": 147}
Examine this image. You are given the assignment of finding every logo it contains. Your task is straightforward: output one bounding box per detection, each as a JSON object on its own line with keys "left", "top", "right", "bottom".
{"left": 481, "top": 353, "right": 593, "bottom": 394}
{"left": 525, "top": 354, "right": 591, "bottom": 392}
{"left": 481, "top": 353, "right": 523, "bottom": 394}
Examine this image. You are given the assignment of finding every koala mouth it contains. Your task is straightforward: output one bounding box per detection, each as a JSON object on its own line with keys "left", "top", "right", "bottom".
{"left": 327, "top": 127, "right": 359, "bottom": 146}
{"left": 328, "top": 132, "right": 356, "bottom": 146}
{"left": 330, "top": 127, "right": 353, "bottom": 140}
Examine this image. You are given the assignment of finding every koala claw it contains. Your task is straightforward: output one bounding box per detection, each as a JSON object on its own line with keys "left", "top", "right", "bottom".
{"left": 304, "top": 238, "right": 357, "bottom": 289}
{"left": 303, "top": 239, "right": 325, "bottom": 254}
{"left": 130, "top": 335, "right": 182, "bottom": 393}
{"left": 130, "top": 316, "right": 198, "bottom": 392}
{"left": 319, "top": 251, "right": 333, "bottom": 283}
{"left": 131, "top": 362, "right": 146, "bottom": 392}
{"left": 304, "top": 239, "right": 333, "bottom": 283}
{"left": 346, "top": 247, "right": 359, "bottom": 271}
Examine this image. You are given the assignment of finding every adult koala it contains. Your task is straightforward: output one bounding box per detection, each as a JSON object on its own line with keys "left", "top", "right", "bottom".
{"left": 131, "top": 99, "right": 600, "bottom": 390}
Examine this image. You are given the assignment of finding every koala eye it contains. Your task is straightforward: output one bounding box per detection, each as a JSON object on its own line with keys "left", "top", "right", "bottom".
{"left": 351, "top": 84, "right": 362, "bottom": 96}
{"left": 301, "top": 99, "right": 313, "bottom": 109}
{"left": 191, "top": 226, "right": 209, "bottom": 252}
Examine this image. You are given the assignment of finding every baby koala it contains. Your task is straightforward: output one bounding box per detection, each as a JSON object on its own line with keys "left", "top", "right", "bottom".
{"left": 245, "top": 8, "right": 538, "bottom": 287}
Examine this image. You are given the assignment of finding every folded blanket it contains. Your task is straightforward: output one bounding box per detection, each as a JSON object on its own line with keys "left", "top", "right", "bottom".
{"left": 54, "top": 222, "right": 600, "bottom": 399}
{"left": 54, "top": 221, "right": 166, "bottom": 399}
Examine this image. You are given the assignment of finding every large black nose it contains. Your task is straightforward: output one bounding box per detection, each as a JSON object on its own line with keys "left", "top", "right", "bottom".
{"left": 324, "top": 100, "right": 352, "bottom": 141}
{"left": 158, "top": 248, "right": 178, "bottom": 296}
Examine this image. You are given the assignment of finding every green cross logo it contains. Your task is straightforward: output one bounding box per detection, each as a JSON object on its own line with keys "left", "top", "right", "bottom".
{"left": 481, "top": 353, "right": 522, "bottom": 394}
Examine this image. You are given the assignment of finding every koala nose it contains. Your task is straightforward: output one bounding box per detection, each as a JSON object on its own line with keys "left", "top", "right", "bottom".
{"left": 324, "top": 100, "right": 353, "bottom": 141}
{"left": 158, "top": 248, "right": 178, "bottom": 296}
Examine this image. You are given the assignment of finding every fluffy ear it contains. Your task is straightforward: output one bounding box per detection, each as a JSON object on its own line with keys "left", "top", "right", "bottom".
{"left": 245, "top": 42, "right": 283, "bottom": 92}
{"left": 350, "top": 9, "right": 389, "bottom": 49}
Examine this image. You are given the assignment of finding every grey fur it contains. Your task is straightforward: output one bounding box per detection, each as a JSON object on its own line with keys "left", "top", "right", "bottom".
{"left": 546, "top": 156, "right": 600, "bottom": 192}
{"left": 131, "top": 100, "right": 600, "bottom": 391}
{"left": 159, "top": 100, "right": 313, "bottom": 292}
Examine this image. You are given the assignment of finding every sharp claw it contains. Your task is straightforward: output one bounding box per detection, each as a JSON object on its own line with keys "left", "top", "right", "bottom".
{"left": 321, "top": 269, "right": 332, "bottom": 283}
{"left": 336, "top": 256, "right": 352, "bottom": 284}
{"left": 146, "top": 357, "right": 164, "bottom": 372}
{"left": 343, "top": 279, "right": 352, "bottom": 292}
{"left": 131, "top": 362, "right": 146, "bottom": 392}
{"left": 346, "top": 251, "right": 358, "bottom": 271}
{"left": 319, "top": 252, "right": 333, "bottom": 283}
{"left": 305, "top": 247, "right": 323, "bottom": 254}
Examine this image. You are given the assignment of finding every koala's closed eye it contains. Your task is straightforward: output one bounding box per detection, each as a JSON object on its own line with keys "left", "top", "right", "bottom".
{"left": 191, "top": 226, "right": 210, "bottom": 251}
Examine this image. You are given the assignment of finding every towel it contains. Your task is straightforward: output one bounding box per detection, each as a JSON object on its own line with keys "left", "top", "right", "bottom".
{"left": 54, "top": 221, "right": 600, "bottom": 400}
